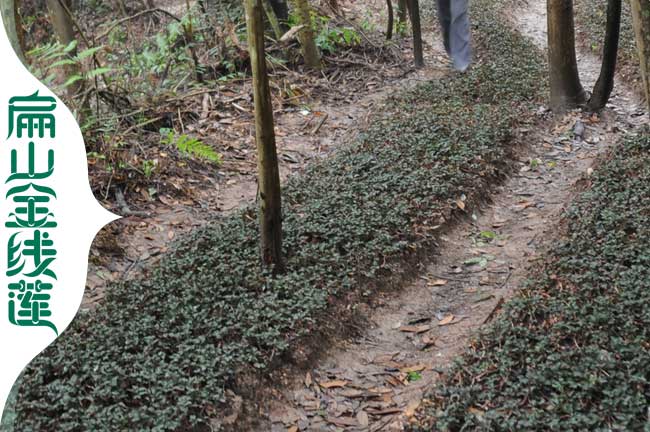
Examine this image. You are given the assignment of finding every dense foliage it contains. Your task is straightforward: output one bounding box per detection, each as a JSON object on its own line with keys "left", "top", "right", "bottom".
{"left": 5, "top": 1, "right": 545, "bottom": 430}
{"left": 417, "top": 131, "right": 650, "bottom": 431}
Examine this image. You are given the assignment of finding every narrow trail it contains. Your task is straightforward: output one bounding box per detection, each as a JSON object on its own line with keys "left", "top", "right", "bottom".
{"left": 261, "top": 1, "right": 648, "bottom": 431}
{"left": 84, "top": 7, "right": 446, "bottom": 309}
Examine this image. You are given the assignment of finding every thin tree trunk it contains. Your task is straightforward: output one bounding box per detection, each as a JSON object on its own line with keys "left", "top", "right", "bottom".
{"left": 262, "top": 0, "right": 283, "bottom": 40}
{"left": 407, "top": 0, "right": 423, "bottom": 67}
{"left": 244, "top": 0, "right": 284, "bottom": 273}
{"left": 268, "top": 0, "right": 289, "bottom": 30}
{"left": 588, "top": 0, "right": 621, "bottom": 111}
{"left": 630, "top": 0, "right": 650, "bottom": 111}
{"left": 386, "top": 0, "right": 394, "bottom": 40}
{"left": 46, "top": 0, "right": 84, "bottom": 99}
{"left": 1, "top": 0, "right": 25, "bottom": 63}
{"left": 397, "top": 0, "right": 407, "bottom": 26}
{"left": 291, "top": 0, "right": 320, "bottom": 68}
{"left": 547, "top": 0, "right": 586, "bottom": 110}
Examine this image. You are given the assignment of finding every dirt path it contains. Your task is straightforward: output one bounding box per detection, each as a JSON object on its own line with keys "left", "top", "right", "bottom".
{"left": 84, "top": 4, "right": 446, "bottom": 309}
{"left": 260, "top": 1, "right": 648, "bottom": 431}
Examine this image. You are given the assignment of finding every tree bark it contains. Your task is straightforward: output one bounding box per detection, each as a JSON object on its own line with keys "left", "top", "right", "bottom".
{"left": 386, "top": 0, "right": 394, "bottom": 40}
{"left": 588, "top": 0, "right": 621, "bottom": 111}
{"left": 262, "top": 0, "right": 283, "bottom": 40}
{"left": 290, "top": 0, "right": 320, "bottom": 68}
{"left": 406, "top": 0, "right": 423, "bottom": 67}
{"left": 630, "top": 0, "right": 650, "bottom": 111}
{"left": 1, "top": 0, "right": 25, "bottom": 63}
{"left": 46, "top": 0, "right": 84, "bottom": 99}
{"left": 397, "top": 0, "right": 407, "bottom": 26}
{"left": 547, "top": 0, "right": 586, "bottom": 110}
{"left": 268, "top": 0, "right": 289, "bottom": 30}
{"left": 244, "top": 0, "right": 284, "bottom": 273}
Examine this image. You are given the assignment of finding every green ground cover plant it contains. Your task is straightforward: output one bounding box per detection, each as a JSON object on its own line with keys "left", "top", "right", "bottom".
{"left": 416, "top": 131, "right": 650, "bottom": 431}
{"left": 4, "top": 1, "right": 546, "bottom": 430}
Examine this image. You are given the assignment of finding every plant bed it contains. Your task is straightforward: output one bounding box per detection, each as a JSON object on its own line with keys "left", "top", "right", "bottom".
{"left": 5, "top": 1, "right": 546, "bottom": 430}
{"left": 413, "top": 130, "right": 650, "bottom": 431}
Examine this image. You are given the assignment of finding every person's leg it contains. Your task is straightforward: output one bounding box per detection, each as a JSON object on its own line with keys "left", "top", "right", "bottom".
{"left": 449, "top": 0, "right": 471, "bottom": 71}
{"left": 436, "top": 0, "right": 451, "bottom": 54}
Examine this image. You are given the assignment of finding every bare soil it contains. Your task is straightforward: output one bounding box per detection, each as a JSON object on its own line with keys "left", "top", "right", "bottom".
{"left": 257, "top": 1, "right": 649, "bottom": 431}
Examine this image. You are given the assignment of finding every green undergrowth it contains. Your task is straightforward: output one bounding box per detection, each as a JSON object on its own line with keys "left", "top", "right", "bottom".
{"left": 6, "top": 2, "right": 546, "bottom": 431}
{"left": 574, "top": 0, "right": 640, "bottom": 83}
{"left": 416, "top": 131, "right": 650, "bottom": 431}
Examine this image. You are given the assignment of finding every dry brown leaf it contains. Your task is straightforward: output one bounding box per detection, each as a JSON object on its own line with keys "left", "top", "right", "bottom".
{"left": 456, "top": 199, "right": 466, "bottom": 210}
{"left": 326, "top": 416, "right": 358, "bottom": 427}
{"left": 339, "top": 389, "right": 364, "bottom": 398}
{"left": 468, "top": 407, "right": 485, "bottom": 417}
{"left": 287, "top": 426, "right": 298, "bottom": 432}
{"left": 366, "top": 407, "right": 402, "bottom": 416}
{"left": 319, "top": 379, "right": 348, "bottom": 389}
{"left": 400, "top": 364, "right": 426, "bottom": 373}
{"left": 428, "top": 279, "right": 448, "bottom": 286}
{"left": 399, "top": 325, "right": 430, "bottom": 334}
{"left": 438, "top": 315, "right": 455, "bottom": 326}
{"left": 357, "top": 410, "right": 369, "bottom": 427}
{"left": 304, "top": 372, "right": 312, "bottom": 387}
{"left": 404, "top": 399, "right": 421, "bottom": 417}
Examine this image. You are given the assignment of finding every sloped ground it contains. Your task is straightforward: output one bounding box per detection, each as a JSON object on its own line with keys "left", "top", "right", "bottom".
{"left": 414, "top": 127, "right": 650, "bottom": 432}
{"left": 412, "top": 1, "right": 650, "bottom": 431}
{"left": 4, "top": 0, "right": 547, "bottom": 430}
{"left": 260, "top": 0, "right": 650, "bottom": 430}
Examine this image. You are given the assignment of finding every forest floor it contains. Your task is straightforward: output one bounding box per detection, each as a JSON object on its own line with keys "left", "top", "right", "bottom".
{"left": 8, "top": 0, "right": 649, "bottom": 430}
{"left": 260, "top": 0, "right": 648, "bottom": 431}
{"left": 84, "top": 0, "right": 446, "bottom": 309}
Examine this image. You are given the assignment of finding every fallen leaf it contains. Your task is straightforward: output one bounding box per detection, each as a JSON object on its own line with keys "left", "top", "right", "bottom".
{"left": 428, "top": 279, "right": 448, "bottom": 286}
{"left": 400, "top": 364, "right": 426, "bottom": 373}
{"left": 404, "top": 399, "right": 421, "bottom": 417}
{"left": 366, "top": 407, "right": 402, "bottom": 416}
{"left": 468, "top": 407, "right": 485, "bottom": 417}
{"left": 319, "top": 380, "right": 348, "bottom": 389}
{"left": 399, "top": 325, "right": 430, "bottom": 334}
{"left": 326, "top": 416, "right": 358, "bottom": 427}
{"left": 438, "top": 315, "right": 455, "bottom": 326}
{"left": 456, "top": 199, "right": 466, "bottom": 210}
{"left": 339, "top": 389, "right": 364, "bottom": 398}
{"left": 287, "top": 426, "right": 298, "bottom": 432}
{"left": 304, "top": 372, "right": 312, "bottom": 387}
{"left": 357, "top": 410, "right": 369, "bottom": 427}
{"left": 464, "top": 257, "right": 488, "bottom": 268}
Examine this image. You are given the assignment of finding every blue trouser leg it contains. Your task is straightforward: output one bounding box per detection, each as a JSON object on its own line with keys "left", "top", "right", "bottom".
{"left": 437, "top": 0, "right": 471, "bottom": 70}
{"left": 436, "top": 0, "right": 451, "bottom": 54}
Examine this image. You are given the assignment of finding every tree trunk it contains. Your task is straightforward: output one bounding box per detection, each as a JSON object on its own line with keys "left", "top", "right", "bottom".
{"left": 397, "top": 0, "right": 407, "bottom": 26}
{"left": 290, "top": 0, "right": 320, "bottom": 68}
{"left": 407, "top": 0, "right": 423, "bottom": 67}
{"left": 1, "top": 0, "right": 25, "bottom": 63}
{"left": 547, "top": 0, "right": 586, "bottom": 110}
{"left": 588, "top": 0, "right": 621, "bottom": 111}
{"left": 268, "top": 0, "right": 289, "bottom": 30}
{"left": 630, "top": 0, "right": 650, "bottom": 111}
{"left": 244, "top": 0, "right": 284, "bottom": 273}
{"left": 386, "top": 0, "right": 394, "bottom": 40}
{"left": 262, "top": 0, "right": 283, "bottom": 40}
{"left": 46, "top": 0, "right": 84, "bottom": 99}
